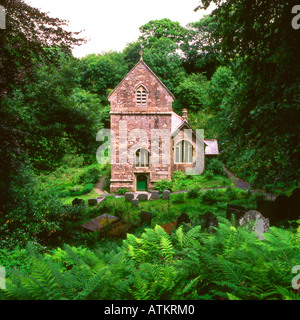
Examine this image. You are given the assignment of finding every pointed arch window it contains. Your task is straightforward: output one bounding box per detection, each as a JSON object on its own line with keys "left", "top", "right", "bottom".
{"left": 136, "top": 148, "right": 149, "bottom": 167}
{"left": 136, "top": 85, "right": 147, "bottom": 106}
{"left": 175, "top": 140, "right": 193, "bottom": 163}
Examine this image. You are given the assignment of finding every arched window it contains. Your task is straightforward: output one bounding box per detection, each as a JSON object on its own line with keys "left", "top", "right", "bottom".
{"left": 136, "top": 148, "right": 149, "bottom": 167}
{"left": 136, "top": 85, "right": 147, "bottom": 106}
{"left": 175, "top": 140, "right": 193, "bottom": 163}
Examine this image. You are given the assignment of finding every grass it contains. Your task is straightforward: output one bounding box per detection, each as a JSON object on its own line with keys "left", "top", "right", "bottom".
{"left": 37, "top": 159, "right": 257, "bottom": 246}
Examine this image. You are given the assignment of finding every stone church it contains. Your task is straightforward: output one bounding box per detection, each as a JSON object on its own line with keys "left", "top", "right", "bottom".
{"left": 108, "top": 54, "right": 218, "bottom": 193}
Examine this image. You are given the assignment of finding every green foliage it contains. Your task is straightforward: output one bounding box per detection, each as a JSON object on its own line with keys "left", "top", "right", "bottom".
{"left": 142, "top": 37, "right": 186, "bottom": 93}
{"left": 205, "top": 158, "right": 226, "bottom": 177}
{"left": 187, "top": 188, "right": 201, "bottom": 199}
{"left": 79, "top": 52, "right": 128, "bottom": 104}
{"left": 171, "top": 193, "right": 185, "bottom": 204}
{"left": 1, "top": 221, "right": 299, "bottom": 300}
{"left": 117, "top": 188, "right": 129, "bottom": 195}
{"left": 78, "top": 167, "right": 101, "bottom": 185}
{"left": 0, "top": 167, "right": 90, "bottom": 250}
{"left": 201, "top": 189, "right": 222, "bottom": 205}
{"left": 204, "top": 169, "right": 215, "bottom": 179}
{"left": 174, "top": 73, "right": 209, "bottom": 113}
{"left": 154, "top": 179, "right": 174, "bottom": 193}
{"left": 197, "top": 0, "right": 300, "bottom": 191}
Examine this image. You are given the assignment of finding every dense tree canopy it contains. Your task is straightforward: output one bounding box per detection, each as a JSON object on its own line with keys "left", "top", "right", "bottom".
{"left": 195, "top": 0, "right": 300, "bottom": 190}
{"left": 0, "top": 0, "right": 85, "bottom": 211}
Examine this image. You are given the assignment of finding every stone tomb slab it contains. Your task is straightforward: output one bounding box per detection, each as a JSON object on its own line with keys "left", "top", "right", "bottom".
{"left": 81, "top": 214, "right": 119, "bottom": 232}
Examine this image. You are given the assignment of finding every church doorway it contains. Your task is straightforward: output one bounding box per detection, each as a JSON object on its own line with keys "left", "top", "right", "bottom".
{"left": 136, "top": 174, "right": 148, "bottom": 191}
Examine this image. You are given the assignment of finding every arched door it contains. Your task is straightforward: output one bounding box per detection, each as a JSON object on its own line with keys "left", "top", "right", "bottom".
{"left": 136, "top": 175, "right": 147, "bottom": 191}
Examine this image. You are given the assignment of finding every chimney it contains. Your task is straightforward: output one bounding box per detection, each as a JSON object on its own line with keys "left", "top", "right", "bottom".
{"left": 182, "top": 108, "right": 188, "bottom": 122}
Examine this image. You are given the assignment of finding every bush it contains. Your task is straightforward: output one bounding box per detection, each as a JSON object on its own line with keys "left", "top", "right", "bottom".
{"left": 78, "top": 167, "right": 101, "bottom": 184}
{"left": 154, "top": 179, "right": 173, "bottom": 193}
{"left": 117, "top": 188, "right": 129, "bottom": 195}
{"left": 187, "top": 187, "right": 200, "bottom": 198}
{"left": 62, "top": 154, "right": 85, "bottom": 168}
{"left": 201, "top": 189, "right": 221, "bottom": 205}
{"left": 172, "top": 193, "right": 185, "bottom": 204}
{"left": 82, "top": 183, "right": 94, "bottom": 194}
{"left": 204, "top": 169, "right": 215, "bottom": 179}
{"left": 206, "top": 158, "right": 226, "bottom": 176}
{"left": 224, "top": 186, "right": 238, "bottom": 200}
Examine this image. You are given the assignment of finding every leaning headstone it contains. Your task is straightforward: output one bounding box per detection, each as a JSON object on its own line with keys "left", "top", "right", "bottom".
{"left": 138, "top": 193, "right": 148, "bottom": 201}
{"left": 72, "top": 198, "right": 85, "bottom": 206}
{"left": 239, "top": 210, "right": 270, "bottom": 240}
{"left": 141, "top": 211, "right": 152, "bottom": 226}
{"left": 201, "top": 211, "right": 218, "bottom": 233}
{"left": 162, "top": 190, "right": 170, "bottom": 200}
{"left": 151, "top": 190, "right": 159, "bottom": 200}
{"left": 289, "top": 188, "right": 300, "bottom": 221}
{"left": 226, "top": 204, "right": 247, "bottom": 221}
{"left": 88, "top": 198, "right": 98, "bottom": 206}
{"left": 274, "top": 194, "right": 290, "bottom": 222}
{"left": 131, "top": 199, "right": 139, "bottom": 207}
{"left": 125, "top": 192, "right": 134, "bottom": 202}
{"left": 176, "top": 212, "right": 191, "bottom": 226}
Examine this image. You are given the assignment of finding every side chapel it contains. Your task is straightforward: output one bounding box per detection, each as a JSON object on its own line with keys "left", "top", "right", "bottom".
{"left": 108, "top": 53, "right": 218, "bottom": 192}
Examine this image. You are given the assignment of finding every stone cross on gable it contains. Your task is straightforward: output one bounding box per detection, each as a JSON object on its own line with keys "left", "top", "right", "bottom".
{"left": 139, "top": 50, "right": 143, "bottom": 61}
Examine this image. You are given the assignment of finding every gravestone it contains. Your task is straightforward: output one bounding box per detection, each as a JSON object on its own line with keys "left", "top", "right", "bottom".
{"left": 72, "top": 198, "right": 85, "bottom": 206}
{"left": 96, "top": 197, "right": 105, "bottom": 204}
{"left": 274, "top": 194, "right": 290, "bottom": 222}
{"left": 162, "top": 190, "right": 170, "bottom": 200}
{"left": 88, "top": 198, "right": 98, "bottom": 206}
{"left": 141, "top": 211, "right": 152, "bottom": 225}
{"left": 226, "top": 204, "right": 247, "bottom": 221}
{"left": 201, "top": 211, "right": 218, "bottom": 233}
{"left": 131, "top": 199, "right": 139, "bottom": 207}
{"left": 81, "top": 214, "right": 119, "bottom": 232}
{"left": 239, "top": 210, "right": 270, "bottom": 240}
{"left": 125, "top": 192, "right": 134, "bottom": 202}
{"left": 138, "top": 193, "right": 148, "bottom": 201}
{"left": 256, "top": 199, "right": 276, "bottom": 224}
{"left": 176, "top": 212, "right": 191, "bottom": 226}
{"left": 151, "top": 190, "right": 159, "bottom": 200}
{"left": 289, "top": 188, "right": 300, "bottom": 221}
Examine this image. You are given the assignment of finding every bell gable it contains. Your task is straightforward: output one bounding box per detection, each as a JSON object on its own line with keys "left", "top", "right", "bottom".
{"left": 108, "top": 59, "right": 174, "bottom": 113}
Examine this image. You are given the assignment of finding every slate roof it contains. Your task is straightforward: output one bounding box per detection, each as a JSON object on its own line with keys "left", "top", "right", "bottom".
{"left": 171, "top": 112, "right": 219, "bottom": 155}
{"left": 203, "top": 139, "right": 219, "bottom": 155}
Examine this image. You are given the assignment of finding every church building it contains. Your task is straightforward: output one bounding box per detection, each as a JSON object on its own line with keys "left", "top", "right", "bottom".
{"left": 108, "top": 53, "right": 218, "bottom": 193}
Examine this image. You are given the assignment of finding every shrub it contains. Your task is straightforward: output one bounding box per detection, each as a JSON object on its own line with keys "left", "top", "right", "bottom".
{"left": 78, "top": 167, "right": 101, "bottom": 184}
{"left": 62, "top": 154, "right": 85, "bottom": 168}
{"left": 117, "top": 188, "right": 129, "bottom": 195}
{"left": 201, "top": 189, "right": 221, "bottom": 205}
{"left": 206, "top": 158, "right": 226, "bottom": 176}
{"left": 187, "top": 187, "right": 200, "bottom": 198}
{"left": 224, "top": 186, "right": 238, "bottom": 200}
{"left": 204, "top": 169, "right": 215, "bottom": 179}
{"left": 82, "top": 183, "right": 94, "bottom": 194}
{"left": 172, "top": 193, "right": 185, "bottom": 204}
{"left": 154, "top": 179, "right": 173, "bottom": 193}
